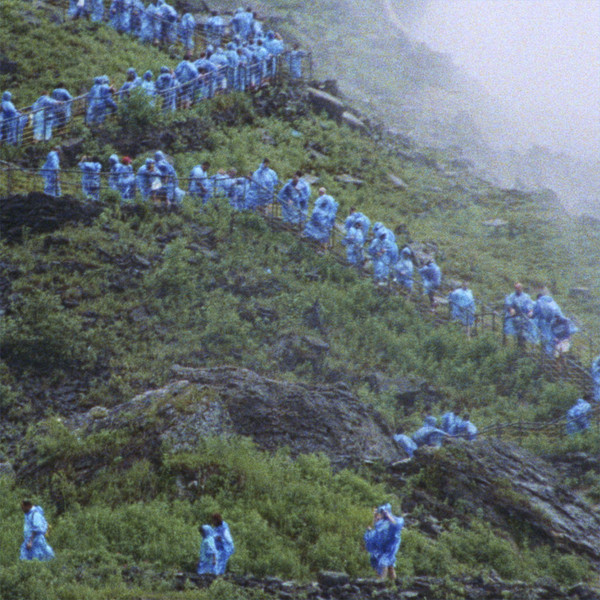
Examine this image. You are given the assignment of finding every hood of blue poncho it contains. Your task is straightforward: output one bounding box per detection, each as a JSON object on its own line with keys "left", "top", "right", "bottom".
{"left": 109, "top": 154, "right": 119, "bottom": 165}
{"left": 143, "top": 70, "right": 153, "bottom": 81}
{"left": 2, "top": 91, "right": 11, "bottom": 101}
{"left": 424, "top": 416, "right": 437, "bottom": 427}
{"left": 160, "top": 66, "right": 170, "bottom": 74}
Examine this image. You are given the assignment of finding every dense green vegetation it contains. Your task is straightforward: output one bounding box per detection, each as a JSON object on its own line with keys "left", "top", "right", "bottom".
{"left": 1, "top": 0, "right": 599, "bottom": 597}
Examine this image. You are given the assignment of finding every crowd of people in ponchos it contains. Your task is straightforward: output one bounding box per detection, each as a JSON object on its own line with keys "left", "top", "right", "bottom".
{"left": 0, "top": 3, "right": 305, "bottom": 145}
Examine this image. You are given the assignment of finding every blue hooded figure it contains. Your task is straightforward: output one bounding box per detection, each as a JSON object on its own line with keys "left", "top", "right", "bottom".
{"left": 197, "top": 525, "right": 218, "bottom": 575}
{"left": 211, "top": 514, "right": 235, "bottom": 575}
{"left": 40, "top": 150, "right": 61, "bottom": 197}
{"left": 156, "top": 66, "right": 177, "bottom": 113}
{"left": 393, "top": 433, "right": 417, "bottom": 458}
{"left": 532, "top": 294, "right": 565, "bottom": 354}
{"left": 229, "top": 175, "right": 251, "bottom": 210}
{"left": 157, "top": 1, "right": 178, "bottom": 45}
{"left": 130, "top": 0, "right": 144, "bottom": 35}
{"left": 68, "top": 0, "right": 85, "bottom": 18}
{"left": 455, "top": 415, "right": 478, "bottom": 441}
{"left": 174, "top": 58, "right": 199, "bottom": 107}
{"left": 32, "top": 93, "right": 60, "bottom": 142}
{"left": 364, "top": 504, "right": 404, "bottom": 579}
{"left": 141, "top": 70, "right": 156, "bottom": 102}
{"left": 87, "top": 76, "right": 117, "bottom": 125}
{"left": 441, "top": 412, "right": 463, "bottom": 436}
{"left": 20, "top": 502, "right": 54, "bottom": 561}
{"left": 109, "top": 0, "right": 132, "bottom": 33}
{"left": 229, "top": 7, "right": 251, "bottom": 40}
{"left": 341, "top": 221, "right": 365, "bottom": 266}
{"left": 592, "top": 356, "right": 600, "bottom": 403}
{"left": 79, "top": 157, "right": 102, "bottom": 201}
{"left": 205, "top": 11, "right": 225, "bottom": 47}
{"left": 51, "top": 86, "right": 73, "bottom": 128}
{"left": 89, "top": 0, "right": 104, "bottom": 21}
{"left": 109, "top": 155, "right": 135, "bottom": 201}
{"left": 1, "top": 91, "right": 23, "bottom": 144}
{"left": 188, "top": 162, "right": 212, "bottom": 204}
{"left": 303, "top": 188, "right": 338, "bottom": 245}
{"left": 119, "top": 68, "right": 142, "bottom": 99}
{"left": 154, "top": 150, "right": 184, "bottom": 203}
{"left": 286, "top": 45, "right": 306, "bottom": 79}
{"left": 369, "top": 231, "right": 399, "bottom": 284}
{"left": 210, "top": 47, "right": 230, "bottom": 90}
{"left": 394, "top": 246, "right": 414, "bottom": 291}
{"left": 504, "top": 283, "right": 539, "bottom": 344}
{"left": 195, "top": 55, "right": 217, "bottom": 100}
{"left": 179, "top": 13, "right": 196, "bottom": 51}
{"left": 224, "top": 42, "right": 240, "bottom": 89}
{"left": 566, "top": 398, "right": 591, "bottom": 435}
{"left": 344, "top": 210, "right": 370, "bottom": 237}
{"left": 412, "top": 416, "right": 447, "bottom": 448}
{"left": 245, "top": 159, "right": 279, "bottom": 209}
{"left": 136, "top": 158, "right": 161, "bottom": 200}
{"left": 278, "top": 172, "right": 311, "bottom": 224}
{"left": 550, "top": 314, "right": 578, "bottom": 357}
{"left": 419, "top": 259, "right": 441, "bottom": 306}
{"left": 139, "top": 2, "right": 158, "bottom": 43}
{"left": 448, "top": 284, "right": 475, "bottom": 327}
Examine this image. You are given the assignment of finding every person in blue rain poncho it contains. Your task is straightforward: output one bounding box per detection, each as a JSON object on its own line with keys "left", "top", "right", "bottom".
{"left": 224, "top": 42, "right": 241, "bottom": 89}
{"left": 209, "top": 47, "right": 230, "bottom": 91}
{"left": 157, "top": 1, "right": 178, "bottom": 45}
{"left": 205, "top": 11, "right": 225, "bottom": 47}
{"left": 592, "top": 355, "right": 600, "bottom": 403}
{"left": 441, "top": 411, "right": 463, "bottom": 436}
{"left": 364, "top": 504, "right": 404, "bottom": 580}
{"left": 456, "top": 414, "right": 478, "bottom": 440}
{"left": 89, "top": 0, "right": 104, "bottom": 21}
{"left": 109, "top": 0, "right": 132, "bottom": 33}
{"left": 130, "top": 0, "right": 144, "bottom": 36}
{"left": 393, "top": 246, "right": 414, "bottom": 292}
{"left": 229, "top": 7, "right": 253, "bottom": 40}
{"left": 286, "top": 43, "right": 306, "bottom": 79}
{"left": 156, "top": 66, "right": 177, "bottom": 112}
{"left": 140, "top": 71, "right": 156, "bottom": 102}
{"left": 344, "top": 207, "right": 370, "bottom": 238}
{"left": 79, "top": 156, "right": 103, "bottom": 201}
{"left": 393, "top": 433, "right": 417, "bottom": 458}
{"left": 51, "top": 85, "right": 73, "bottom": 128}
{"left": 448, "top": 282, "right": 475, "bottom": 331}
{"left": 550, "top": 314, "right": 578, "bottom": 361}
{"left": 136, "top": 158, "right": 161, "bottom": 201}
{"left": 566, "top": 398, "right": 591, "bottom": 435}
{"left": 532, "top": 292, "right": 565, "bottom": 355}
{"left": 302, "top": 188, "right": 338, "bottom": 248}
{"left": 419, "top": 259, "right": 441, "bottom": 307}
{"left": 154, "top": 151, "right": 184, "bottom": 204}
{"left": 20, "top": 501, "right": 54, "bottom": 561}
{"left": 32, "top": 92, "right": 60, "bottom": 142}
{"left": 86, "top": 76, "right": 117, "bottom": 125}
{"left": 1, "top": 91, "right": 24, "bottom": 145}
{"left": 277, "top": 171, "right": 311, "bottom": 224}
{"left": 119, "top": 68, "right": 142, "bottom": 99}
{"left": 188, "top": 161, "right": 212, "bottom": 203}
{"left": 174, "top": 55, "right": 199, "bottom": 109}
{"left": 211, "top": 513, "right": 235, "bottom": 575}
{"left": 139, "top": 2, "right": 158, "bottom": 43}
{"left": 108, "top": 155, "right": 135, "bottom": 201}
{"left": 194, "top": 53, "right": 217, "bottom": 99}
{"left": 40, "top": 149, "right": 61, "bottom": 197}
{"left": 228, "top": 172, "right": 251, "bottom": 210}
{"left": 179, "top": 13, "right": 196, "bottom": 51}
{"left": 504, "top": 283, "right": 539, "bottom": 345}
{"left": 369, "top": 229, "right": 398, "bottom": 285}
{"left": 264, "top": 31, "right": 284, "bottom": 76}
{"left": 68, "top": 0, "right": 88, "bottom": 19}
{"left": 341, "top": 221, "right": 365, "bottom": 266}
{"left": 245, "top": 159, "right": 279, "bottom": 209}
{"left": 197, "top": 525, "right": 218, "bottom": 575}
{"left": 412, "top": 416, "right": 447, "bottom": 448}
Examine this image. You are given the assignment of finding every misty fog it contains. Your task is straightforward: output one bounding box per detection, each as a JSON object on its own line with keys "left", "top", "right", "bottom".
{"left": 408, "top": 0, "right": 600, "bottom": 161}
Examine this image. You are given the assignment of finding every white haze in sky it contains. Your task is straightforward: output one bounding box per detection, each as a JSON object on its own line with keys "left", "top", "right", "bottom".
{"left": 411, "top": 0, "right": 600, "bottom": 159}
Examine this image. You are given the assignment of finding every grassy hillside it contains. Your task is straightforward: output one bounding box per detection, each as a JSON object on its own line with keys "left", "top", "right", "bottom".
{"left": 1, "top": 1, "right": 599, "bottom": 597}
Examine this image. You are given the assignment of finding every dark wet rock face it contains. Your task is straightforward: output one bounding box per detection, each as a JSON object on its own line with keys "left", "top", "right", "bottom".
{"left": 392, "top": 439, "right": 600, "bottom": 565}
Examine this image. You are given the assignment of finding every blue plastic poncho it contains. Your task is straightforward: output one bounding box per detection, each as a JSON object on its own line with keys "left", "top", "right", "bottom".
{"left": 210, "top": 171, "right": 232, "bottom": 199}
{"left": 130, "top": 0, "right": 144, "bottom": 35}
{"left": 264, "top": 31, "right": 284, "bottom": 56}
{"left": 174, "top": 60, "right": 199, "bottom": 105}
{"left": 51, "top": 88, "right": 73, "bottom": 128}
{"left": 341, "top": 224, "right": 365, "bottom": 266}
{"left": 393, "top": 433, "right": 417, "bottom": 458}
{"left": 441, "top": 412, "right": 463, "bottom": 436}
{"left": 209, "top": 48, "right": 229, "bottom": 90}
{"left": 456, "top": 419, "right": 478, "bottom": 441}
{"left": 228, "top": 177, "right": 251, "bottom": 210}
{"left": 504, "top": 289, "right": 539, "bottom": 344}
{"left": 286, "top": 49, "right": 306, "bottom": 78}
{"left": 119, "top": 68, "right": 142, "bottom": 99}
{"left": 278, "top": 177, "right": 311, "bottom": 224}
{"left": 139, "top": 3, "right": 158, "bottom": 43}
{"left": 89, "top": 0, "right": 104, "bottom": 21}
{"left": 566, "top": 398, "right": 591, "bottom": 435}
{"left": 141, "top": 71, "right": 156, "bottom": 101}
{"left": 369, "top": 232, "right": 399, "bottom": 283}
{"left": 109, "top": 0, "right": 132, "bottom": 33}
{"left": 213, "top": 521, "right": 235, "bottom": 575}
{"left": 197, "top": 525, "right": 218, "bottom": 575}
{"left": 40, "top": 151, "right": 61, "bottom": 197}
{"left": 1, "top": 91, "right": 23, "bottom": 145}
{"left": 156, "top": 67, "right": 177, "bottom": 112}
{"left": 394, "top": 247, "right": 414, "bottom": 291}
{"left": 592, "top": 356, "right": 600, "bottom": 403}
{"left": 188, "top": 164, "right": 212, "bottom": 203}
{"left": 364, "top": 505, "right": 404, "bottom": 575}
{"left": 79, "top": 160, "right": 102, "bottom": 201}
{"left": 229, "top": 8, "right": 252, "bottom": 40}
{"left": 108, "top": 155, "right": 135, "bottom": 201}
{"left": 68, "top": 0, "right": 87, "bottom": 18}
{"left": 32, "top": 94, "right": 59, "bottom": 141}
{"left": 412, "top": 416, "right": 447, "bottom": 448}
{"left": 419, "top": 262, "right": 441, "bottom": 295}
{"left": 86, "top": 77, "right": 117, "bottom": 125}
{"left": 303, "top": 194, "right": 338, "bottom": 244}
{"left": 448, "top": 287, "right": 475, "bottom": 326}
{"left": 532, "top": 295, "right": 564, "bottom": 354}
{"left": 179, "top": 13, "right": 196, "bottom": 50}
{"left": 205, "top": 14, "right": 225, "bottom": 47}
{"left": 344, "top": 211, "right": 370, "bottom": 237}
{"left": 157, "top": 2, "right": 178, "bottom": 45}
{"left": 136, "top": 158, "right": 161, "bottom": 200}
{"left": 245, "top": 162, "right": 279, "bottom": 209}
{"left": 154, "top": 151, "right": 184, "bottom": 203}
{"left": 550, "top": 315, "right": 578, "bottom": 357}
{"left": 20, "top": 506, "right": 54, "bottom": 561}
